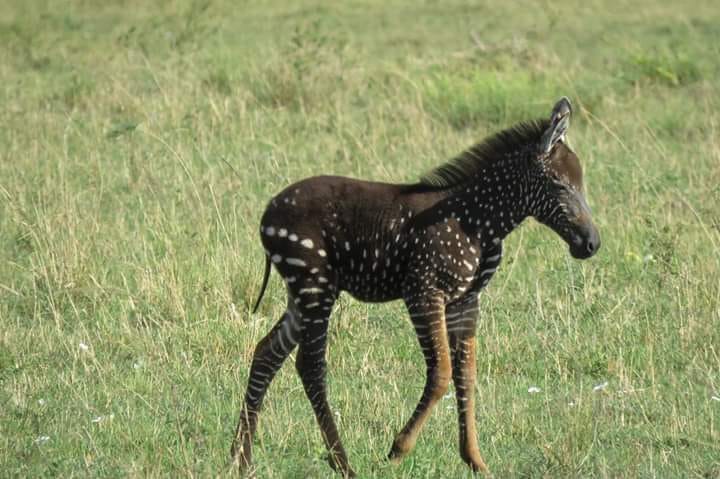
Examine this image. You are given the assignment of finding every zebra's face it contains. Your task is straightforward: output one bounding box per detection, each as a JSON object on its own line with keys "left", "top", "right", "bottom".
{"left": 532, "top": 97, "right": 600, "bottom": 260}
{"left": 539, "top": 142, "right": 600, "bottom": 259}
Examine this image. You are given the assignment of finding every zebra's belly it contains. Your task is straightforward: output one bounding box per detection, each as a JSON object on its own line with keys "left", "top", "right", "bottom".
{"left": 338, "top": 279, "right": 403, "bottom": 303}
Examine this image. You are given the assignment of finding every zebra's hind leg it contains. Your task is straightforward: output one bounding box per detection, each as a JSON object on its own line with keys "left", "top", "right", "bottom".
{"left": 231, "top": 303, "right": 301, "bottom": 475}
{"left": 447, "top": 296, "right": 489, "bottom": 474}
{"left": 388, "top": 293, "right": 452, "bottom": 463}
{"left": 294, "top": 292, "right": 355, "bottom": 478}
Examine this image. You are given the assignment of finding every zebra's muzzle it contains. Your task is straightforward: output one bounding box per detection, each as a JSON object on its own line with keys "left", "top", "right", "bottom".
{"left": 568, "top": 222, "right": 601, "bottom": 259}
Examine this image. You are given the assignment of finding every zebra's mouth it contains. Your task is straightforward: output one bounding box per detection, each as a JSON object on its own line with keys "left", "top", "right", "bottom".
{"left": 567, "top": 226, "right": 600, "bottom": 260}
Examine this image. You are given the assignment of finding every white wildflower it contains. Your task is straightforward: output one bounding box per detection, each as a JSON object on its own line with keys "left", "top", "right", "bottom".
{"left": 79, "top": 342, "right": 89, "bottom": 351}
{"left": 91, "top": 414, "right": 114, "bottom": 423}
{"left": 528, "top": 386, "right": 541, "bottom": 394}
{"left": 593, "top": 381, "right": 609, "bottom": 392}
{"left": 34, "top": 435, "right": 50, "bottom": 444}
{"left": 711, "top": 396, "right": 720, "bottom": 402}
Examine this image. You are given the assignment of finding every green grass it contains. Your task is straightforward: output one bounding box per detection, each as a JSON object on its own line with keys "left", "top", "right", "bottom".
{"left": 1, "top": 1, "right": 720, "bottom": 477}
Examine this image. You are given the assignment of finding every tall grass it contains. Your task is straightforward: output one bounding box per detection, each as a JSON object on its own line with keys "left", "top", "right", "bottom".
{"left": 1, "top": 1, "right": 719, "bottom": 477}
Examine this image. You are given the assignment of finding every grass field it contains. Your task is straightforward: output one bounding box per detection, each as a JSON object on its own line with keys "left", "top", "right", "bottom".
{"left": 2, "top": 1, "right": 720, "bottom": 477}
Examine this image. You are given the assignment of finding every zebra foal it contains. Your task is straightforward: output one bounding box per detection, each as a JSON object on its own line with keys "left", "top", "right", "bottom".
{"left": 231, "top": 97, "right": 600, "bottom": 476}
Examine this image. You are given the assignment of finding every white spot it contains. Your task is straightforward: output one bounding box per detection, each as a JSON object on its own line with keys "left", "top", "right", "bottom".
{"left": 271, "top": 254, "right": 282, "bottom": 263}
{"left": 91, "top": 414, "right": 114, "bottom": 424}
{"left": 300, "top": 239, "right": 314, "bottom": 249}
{"left": 286, "top": 258, "right": 306, "bottom": 267}
{"left": 310, "top": 268, "right": 319, "bottom": 274}
{"left": 79, "top": 342, "right": 89, "bottom": 351}
{"left": 345, "top": 242, "right": 351, "bottom": 251}
{"left": 278, "top": 228, "right": 288, "bottom": 237}
{"left": 318, "top": 249, "right": 327, "bottom": 257}
{"left": 265, "top": 226, "right": 276, "bottom": 236}
{"left": 288, "top": 234, "right": 298, "bottom": 242}
{"left": 299, "top": 287, "right": 324, "bottom": 295}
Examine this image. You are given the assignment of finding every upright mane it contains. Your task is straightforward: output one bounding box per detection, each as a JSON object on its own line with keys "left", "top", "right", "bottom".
{"left": 418, "top": 118, "right": 550, "bottom": 188}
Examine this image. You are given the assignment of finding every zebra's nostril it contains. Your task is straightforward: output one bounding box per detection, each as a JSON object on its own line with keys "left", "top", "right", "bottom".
{"left": 586, "top": 238, "right": 599, "bottom": 254}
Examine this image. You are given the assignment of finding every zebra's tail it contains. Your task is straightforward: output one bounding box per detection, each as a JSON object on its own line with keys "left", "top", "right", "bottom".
{"left": 252, "top": 255, "right": 272, "bottom": 314}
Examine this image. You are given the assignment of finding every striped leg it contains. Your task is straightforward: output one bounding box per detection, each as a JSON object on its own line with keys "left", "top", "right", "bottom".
{"left": 231, "top": 304, "right": 301, "bottom": 474}
{"left": 389, "top": 293, "right": 451, "bottom": 462}
{"left": 294, "top": 292, "right": 355, "bottom": 477}
{"left": 447, "top": 296, "right": 489, "bottom": 474}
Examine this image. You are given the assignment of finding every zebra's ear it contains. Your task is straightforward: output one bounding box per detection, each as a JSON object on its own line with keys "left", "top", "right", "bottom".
{"left": 540, "top": 97, "right": 572, "bottom": 155}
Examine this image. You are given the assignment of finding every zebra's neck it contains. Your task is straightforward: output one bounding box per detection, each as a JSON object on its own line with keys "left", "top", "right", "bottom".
{"left": 440, "top": 157, "right": 530, "bottom": 248}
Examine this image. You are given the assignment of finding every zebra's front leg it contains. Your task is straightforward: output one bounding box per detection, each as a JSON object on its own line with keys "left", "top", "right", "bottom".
{"left": 389, "top": 293, "right": 452, "bottom": 463}
{"left": 447, "top": 296, "right": 489, "bottom": 474}
{"left": 294, "top": 294, "right": 355, "bottom": 478}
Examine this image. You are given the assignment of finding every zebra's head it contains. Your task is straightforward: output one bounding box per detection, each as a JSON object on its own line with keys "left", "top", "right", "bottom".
{"left": 530, "top": 97, "right": 600, "bottom": 259}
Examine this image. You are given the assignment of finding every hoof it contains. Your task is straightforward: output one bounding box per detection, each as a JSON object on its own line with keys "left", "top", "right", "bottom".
{"left": 470, "top": 462, "right": 490, "bottom": 475}
{"left": 387, "top": 443, "right": 410, "bottom": 465}
{"left": 462, "top": 453, "right": 490, "bottom": 475}
{"left": 230, "top": 457, "right": 255, "bottom": 478}
{"left": 326, "top": 454, "right": 356, "bottom": 478}
{"left": 230, "top": 442, "right": 253, "bottom": 477}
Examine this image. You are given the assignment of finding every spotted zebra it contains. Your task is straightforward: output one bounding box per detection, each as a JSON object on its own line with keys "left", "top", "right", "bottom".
{"left": 231, "top": 97, "right": 600, "bottom": 477}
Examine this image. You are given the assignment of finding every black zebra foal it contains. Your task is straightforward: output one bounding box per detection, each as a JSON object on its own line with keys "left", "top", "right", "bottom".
{"left": 232, "top": 97, "right": 600, "bottom": 477}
